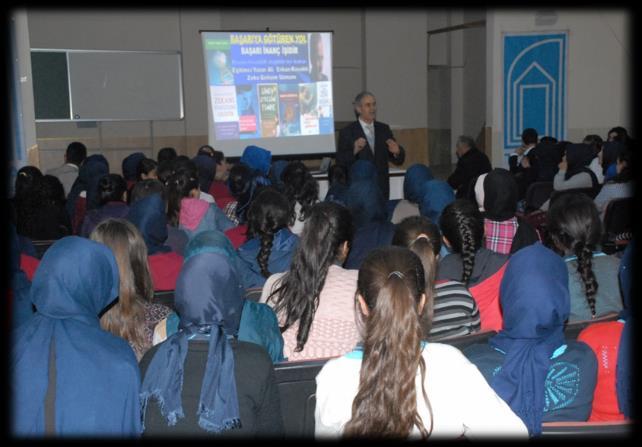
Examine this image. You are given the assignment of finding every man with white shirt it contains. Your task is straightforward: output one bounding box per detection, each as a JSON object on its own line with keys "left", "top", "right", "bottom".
{"left": 508, "top": 128, "right": 539, "bottom": 199}
{"left": 336, "top": 91, "right": 405, "bottom": 199}
{"left": 46, "top": 141, "right": 87, "bottom": 196}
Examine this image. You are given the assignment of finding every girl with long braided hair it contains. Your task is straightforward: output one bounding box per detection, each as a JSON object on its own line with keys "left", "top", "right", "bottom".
{"left": 237, "top": 187, "right": 299, "bottom": 289}
{"left": 262, "top": 201, "right": 358, "bottom": 360}
{"left": 437, "top": 199, "right": 509, "bottom": 331}
{"left": 314, "top": 246, "right": 527, "bottom": 439}
{"left": 546, "top": 192, "right": 623, "bottom": 321}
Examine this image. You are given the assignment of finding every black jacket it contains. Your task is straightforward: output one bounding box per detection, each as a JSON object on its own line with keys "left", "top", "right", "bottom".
{"left": 336, "top": 120, "right": 405, "bottom": 199}
{"left": 140, "top": 339, "right": 284, "bottom": 438}
{"left": 447, "top": 147, "right": 491, "bottom": 198}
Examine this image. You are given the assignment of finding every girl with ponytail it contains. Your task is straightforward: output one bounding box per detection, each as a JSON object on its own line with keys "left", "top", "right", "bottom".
{"left": 393, "top": 215, "right": 481, "bottom": 340}
{"left": 438, "top": 199, "right": 509, "bottom": 331}
{"left": 237, "top": 188, "right": 299, "bottom": 289}
{"left": 79, "top": 173, "right": 129, "bottom": 237}
{"left": 546, "top": 192, "right": 623, "bottom": 321}
{"left": 261, "top": 201, "right": 359, "bottom": 361}
{"left": 315, "top": 246, "right": 527, "bottom": 439}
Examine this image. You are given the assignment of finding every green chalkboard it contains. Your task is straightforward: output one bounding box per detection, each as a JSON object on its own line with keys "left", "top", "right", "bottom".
{"left": 31, "top": 51, "right": 70, "bottom": 120}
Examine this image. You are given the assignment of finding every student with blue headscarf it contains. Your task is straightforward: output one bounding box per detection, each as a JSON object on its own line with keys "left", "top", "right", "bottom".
{"left": 122, "top": 151, "right": 146, "bottom": 189}
{"left": 11, "top": 237, "right": 141, "bottom": 437}
{"left": 127, "top": 193, "right": 184, "bottom": 291}
{"left": 464, "top": 242, "right": 598, "bottom": 436}
{"left": 9, "top": 223, "right": 34, "bottom": 329}
{"left": 390, "top": 163, "right": 434, "bottom": 224}
{"left": 344, "top": 175, "right": 395, "bottom": 270}
{"left": 66, "top": 154, "right": 109, "bottom": 231}
{"left": 240, "top": 145, "right": 272, "bottom": 186}
{"left": 139, "top": 251, "right": 284, "bottom": 437}
{"left": 152, "top": 230, "right": 284, "bottom": 363}
{"left": 419, "top": 179, "right": 455, "bottom": 258}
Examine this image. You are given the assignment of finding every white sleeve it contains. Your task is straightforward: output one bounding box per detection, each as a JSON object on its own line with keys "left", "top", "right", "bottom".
{"left": 455, "top": 356, "right": 529, "bottom": 439}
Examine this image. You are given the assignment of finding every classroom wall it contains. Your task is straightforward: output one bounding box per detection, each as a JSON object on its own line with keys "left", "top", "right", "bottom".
{"left": 26, "top": 8, "right": 432, "bottom": 173}
{"left": 485, "top": 9, "right": 631, "bottom": 168}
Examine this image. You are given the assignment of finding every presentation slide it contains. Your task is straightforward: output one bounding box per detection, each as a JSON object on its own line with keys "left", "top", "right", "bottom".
{"left": 201, "top": 31, "right": 335, "bottom": 158}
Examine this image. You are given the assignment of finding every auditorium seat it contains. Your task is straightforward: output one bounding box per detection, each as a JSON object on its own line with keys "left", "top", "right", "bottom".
{"left": 274, "top": 357, "right": 329, "bottom": 437}
{"left": 563, "top": 312, "right": 620, "bottom": 340}
{"left": 428, "top": 329, "right": 498, "bottom": 350}
{"left": 31, "top": 239, "right": 58, "bottom": 259}
{"left": 244, "top": 287, "right": 263, "bottom": 302}
{"left": 601, "top": 197, "right": 633, "bottom": 255}
{"left": 524, "top": 181, "right": 553, "bottom": 212}
{"left": 152, "top": 290, "right": 175, "bottom": 310}
{"left": 540, "top": 420, "right": 632, "bottom": 438}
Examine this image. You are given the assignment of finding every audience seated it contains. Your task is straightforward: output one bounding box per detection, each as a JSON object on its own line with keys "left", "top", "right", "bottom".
{"left": 530, "top": 138, "right": 564, "bottom": 182}
{"left": 192, "top": 145, "right": 218, "bottom": 197}
{"left": 80, "top": 174, "right": 129, "bottom": 237}
{"left": 66, "top": 154, "right": 110, "bottom": 234}
{"left": 46, "top": 141, "right": 87, "bottom": 196}
{"left": 593, "top": 145, "right": 633, "bottom": 221}
{"left": 344, "top": 162, "right": 395, "bottom": 269}
{"left": 447, "top": 135, "right": 492, "bottom": 199}
{"left": 225, "top": 163, "right": 255, "bottom": 226}
{"left": 546, "top": 192, "right": 622, "bottom": 321}
{"left": 136, "top": 158, "right": 158, "bottom": 182}
{"left": 261, "top": 202, "right": 359, "bottom": 361}
{"left": 476, "top": 168, "right": 539, "bottom": 255}
{"left": 127, "top": 193, "right": 183, "bottom": 291}
{"left": 10, "top": 223, "right": 34, "bottom": 329}
{"left": 281, "top": 161, "right": 319, "bottom": 236}
{"left": 237, "top": 188, "right": 299, "bottom": 289}
{"left": 11, "top": 237, "right": 141, "bottom": 437}
{"left": 156, "top": 146, "right": 177, "bottom": 164}
{"left": 11, "top": 166, "right": 43, "bottom": 229}
{"left": 392, "top": 215, "right": 481, "bottom": 340}
{"left": 90, "top": 219, "right": 173, "bottom": 361}
{"left": 166, "top": 169, "right": 234, "bottom": 240}
{"left": 437, "top": 199, "right": 508, "bottom": 331}
{"left": 139, "top": 250, "right": 284, "bottom": 437}
{"left": 464, "top": 242, "right": 598, "bottom": 436}
{"left": 582, "top": 134, "right": 605, "bottom": 184}
{"left": 601, "top": 140, "right": 625, "bottom": 183}
{"left": 323, "top": 163, "right": 349, "bottom": 206}
{"left": 121, "top": 152, "right": 146, "bottom": 190}
{"left": 508, "top": 128, "right": 540, "bottom": 199}
{"left": 17, "top": 174, "right": 71, "bottom": 241}
{"left": 268, "top": 159, "right": 289, "bottom": 192}
{"left": 418, "top": 179, "right": 455, "bottom": 228}
{"left": 314, "top": 246, "right": 528, "bottom": 439}
{"left": 207, "top": 149, "right": 234, "bottom": 209}
{"left": 390, "top": 163, "right": 433, "bottom": 224}
{"left": 577, "top": 240, "right": 633, "bottom": 421}
{"left": 239, "top": 145, "right": 272, "bottom": 187}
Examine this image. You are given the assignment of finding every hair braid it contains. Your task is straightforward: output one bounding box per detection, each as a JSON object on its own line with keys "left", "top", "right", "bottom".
{"left": 575, "top": 242, "right": 598, "bottom": 317}
{"left": 455, "top": 208, "right": 477, "bottom": 285}
{"left": 257, "top": 230, "right": 275, "bottom": 278}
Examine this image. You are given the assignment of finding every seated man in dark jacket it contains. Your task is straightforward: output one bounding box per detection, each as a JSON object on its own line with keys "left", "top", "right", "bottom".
{"left": 447, "top": 135, "right": 492, "bottom": 198}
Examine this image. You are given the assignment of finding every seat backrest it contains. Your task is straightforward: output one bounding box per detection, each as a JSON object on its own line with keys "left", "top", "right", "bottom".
{"left": 430, "top": 330, "right": 498, "bottom": 350}
{"left": 244, "top": 287, "right": 263, "bottom": 302}
{"left": 152, "top": 290, "right": 175, "bottom": 310}
{"left": 564, "top": 312, "right": 621, "bottom": 340}
{"left": 274, "top": 358, "right": 330, "bottom": 437}
{"left": 525, "top": 181, "right": 554, "bottom": 211}
{"left": 31, "top": 239, "right": 58, "bottom": 260}
{"left": 603, "top": 197, "right": 634, "bottom": 238}
{"left": 540, "top": 420, "right": 633, "bottom": 438}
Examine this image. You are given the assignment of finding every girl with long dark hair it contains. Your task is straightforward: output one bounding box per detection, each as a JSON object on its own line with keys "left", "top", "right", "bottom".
{"left": 80, "top": 173, "right": 129, "bottom": 237}
{"left": 314, "top": 246, "right": 527, "bottom": 439}
{"left": 280, "top": 161, "right": 319, "bottom": 235}
{"left": 437, "top": 199, "right": 509, "bottom": 331}
{"left": 262, "top": 201, "right": 358, "bottom": 360}
{"left": 546, "top": 192, "right": 622, "bottom": 321}
{"left": 237, "top": 188, "right": 298, "bottom": 289}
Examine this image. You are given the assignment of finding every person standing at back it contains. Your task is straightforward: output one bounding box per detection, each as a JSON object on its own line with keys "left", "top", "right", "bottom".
{"left": 336, "top": 91, "right": 405, "bottom": 200}
{"left": 46, "top": 141, "right": 87, "bottom": 197}
{"left": 446, "top": 136, "right": 491, "bottom": 199}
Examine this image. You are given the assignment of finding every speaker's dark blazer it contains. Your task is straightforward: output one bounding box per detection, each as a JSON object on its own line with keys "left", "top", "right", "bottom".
{"left": 336, "top": 120, "right": 405, "bottom": 199}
